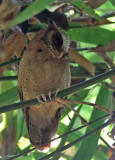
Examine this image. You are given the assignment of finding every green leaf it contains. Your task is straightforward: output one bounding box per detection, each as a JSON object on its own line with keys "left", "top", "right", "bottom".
{"left": 0, "top": 86, "right": 19, "bottom": 107}
{"left": 72, "top": 84, "right": 110, "bottom": 160}
{"left": 1, "top": 70, "right": 17, "bottom": 92}
{"left": 72, "top": 0, "right": 101, "bottom": 20}
{"left": 67, "top": 26, "right": 115, "bottom": 45}
{"left": 28, "top": 23, "right": 46, "bottom": 32}
{"left": 109, "top": 0, "right": 115, "bottom": 6}
{"left": 6, "top": 0, "right": 56, "bottom": 30}
{"left": 93, "top": 150, "right": 108, "bottom": 160}
{"left": 57, "top": 113, "right": 77, "bottom": 150}
{"left": 16, "top": 155, "right": 33, "bottom": 160}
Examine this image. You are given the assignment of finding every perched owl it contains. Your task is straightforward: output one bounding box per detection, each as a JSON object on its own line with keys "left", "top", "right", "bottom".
{"left": 18, "top": 20, "right": 71, "bottom": 150}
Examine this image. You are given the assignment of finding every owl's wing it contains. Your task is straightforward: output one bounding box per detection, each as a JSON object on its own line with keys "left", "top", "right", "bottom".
{"left": 18, "top": 86, "right": 30, "bottom": 131}
{"left": 18, "top": 86, "right": 23, "bottom": 102}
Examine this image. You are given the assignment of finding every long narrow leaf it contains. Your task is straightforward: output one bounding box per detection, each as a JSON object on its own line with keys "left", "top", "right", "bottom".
{"left": 67, "top": 26, "right": 115, "bottom": 45}
{"left": 0, "top": 86, "right": 19, "bottom": 107}
{"left": 73, "top": 84, "right": 110, "bottom": 160}
{"left": 6, "top": 0, "right": 56, "bottom": 30}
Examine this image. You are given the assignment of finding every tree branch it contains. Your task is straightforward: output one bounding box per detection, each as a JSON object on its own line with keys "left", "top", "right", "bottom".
{"left": 0, "top": 68, "right": 115, "bottom": 113}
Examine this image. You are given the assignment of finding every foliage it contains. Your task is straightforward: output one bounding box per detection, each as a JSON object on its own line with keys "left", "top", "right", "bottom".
{"left": 0, "top": 0, "right": 115, "bottom": 160}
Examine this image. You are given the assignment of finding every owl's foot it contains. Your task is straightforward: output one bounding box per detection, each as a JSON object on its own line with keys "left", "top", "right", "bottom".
{"left": 37, "top": 92, "right": 51, "bottom": 103}
{"left": 37, "top": 94, "right": 47, "bottom": 103}
{"left": 36, "top": 89, "right": 60, "bottom": 104}
{"left": 54, "top": 88, "right": 60, "bottom": 97}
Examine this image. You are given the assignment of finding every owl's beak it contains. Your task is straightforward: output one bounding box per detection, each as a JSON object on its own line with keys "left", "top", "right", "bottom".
{"left": 57, "top": 51, "right": 64, "bottom": 59}
{"left": 57, "top": 51, "right": 68, "bottom": 59}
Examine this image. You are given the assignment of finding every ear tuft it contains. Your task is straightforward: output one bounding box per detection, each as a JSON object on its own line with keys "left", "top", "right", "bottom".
{"left": 47, "top": 19, "right": 59, "bottom": 30}
{"left": 44, "top": 20, "right": 70, "bottom": 59}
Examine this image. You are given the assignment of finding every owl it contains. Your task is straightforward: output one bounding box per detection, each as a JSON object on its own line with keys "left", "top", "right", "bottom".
{"left": 18, "top": 20, "right": 71, "bottom": 150}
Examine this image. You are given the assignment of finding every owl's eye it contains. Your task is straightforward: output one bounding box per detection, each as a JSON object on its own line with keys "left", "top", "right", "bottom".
{"left": 52, "top": 33, "right": 63, "bottom": 47}
{"left": 38, "top": 49, "right": 42, "bottom": 52}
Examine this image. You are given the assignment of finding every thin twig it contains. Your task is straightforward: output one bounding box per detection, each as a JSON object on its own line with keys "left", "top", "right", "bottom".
{"left": 6, "top": 148, "right": 35, "bottom": 160}
{"left": 100, "top": 11, "right": 115, "bottom": 19}
{"left": 52, "top": 0, "right": 74, "bottom": 5}
{"left": 69, "top": 25, "right": 90, "bottom": 29}
{"left": 55, "top": 98, "right": 111, "bottom": 115}
{"left": 0, "top": 57, "right": 21, "bottom": 68}
{"left": 0, "top": 76, "right": 17, "bottom": 81}
{"left": 73, "top": 47, "right": 95, "bottom": 51}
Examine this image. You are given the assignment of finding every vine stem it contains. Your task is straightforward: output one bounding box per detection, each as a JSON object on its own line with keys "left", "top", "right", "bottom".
{"left": 0, "top": 68, "right": 115, "bottom": 113}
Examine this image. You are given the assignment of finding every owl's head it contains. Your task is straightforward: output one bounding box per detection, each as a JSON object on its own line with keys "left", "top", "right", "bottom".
{"left": 44, "top": 19, "right": 70, "bottom": 59}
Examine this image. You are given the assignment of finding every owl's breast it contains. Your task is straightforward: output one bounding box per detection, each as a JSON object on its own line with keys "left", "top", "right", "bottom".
{"left": 18, "top": 57, "right": 71, "bottom": 100}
